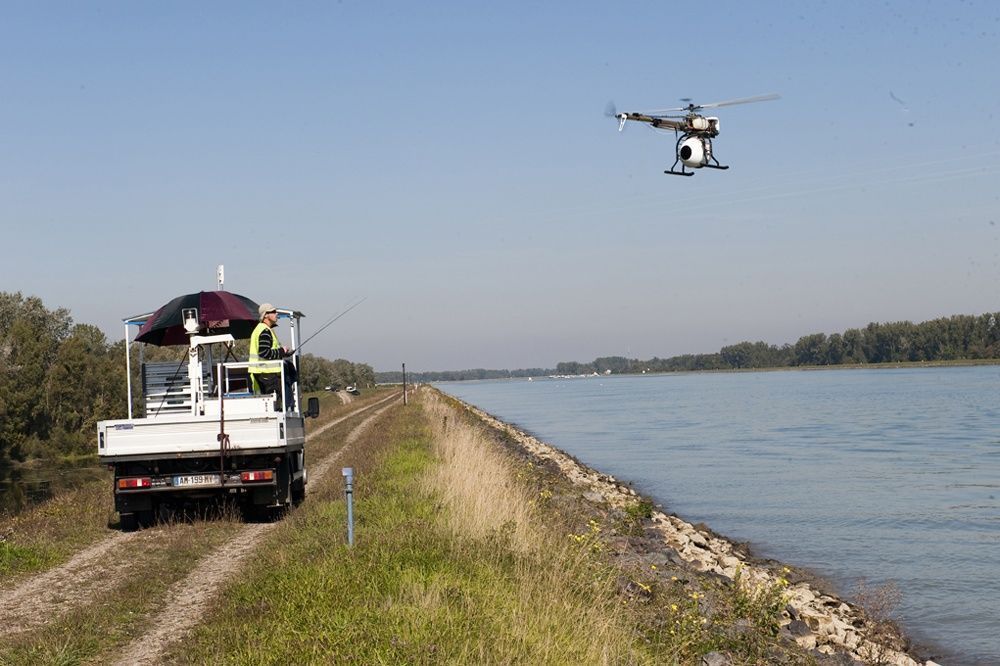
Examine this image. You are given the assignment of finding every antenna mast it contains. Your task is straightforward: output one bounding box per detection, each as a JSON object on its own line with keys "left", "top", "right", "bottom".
{"left": 217, "top": 264, "right": 225, "bottom": 290}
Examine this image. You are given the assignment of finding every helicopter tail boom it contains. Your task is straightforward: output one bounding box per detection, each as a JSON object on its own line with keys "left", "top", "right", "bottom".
{"left": 617, "top": 112, "right": 686, "bottom": 132}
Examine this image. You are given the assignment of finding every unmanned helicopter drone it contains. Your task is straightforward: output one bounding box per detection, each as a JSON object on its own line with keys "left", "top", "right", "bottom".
{"left": 610, "top": 93, "right": 780, "bottom": 176}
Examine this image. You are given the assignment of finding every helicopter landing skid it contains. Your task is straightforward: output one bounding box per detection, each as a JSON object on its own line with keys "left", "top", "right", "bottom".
{"left": 665, "top": 156, "right": 694, "bottom": 176}
{"left": 705, "top": 153, "right": 729, "bottom": 170}
{"left": 665, "top": 159, "right": 729, "bottom": 176}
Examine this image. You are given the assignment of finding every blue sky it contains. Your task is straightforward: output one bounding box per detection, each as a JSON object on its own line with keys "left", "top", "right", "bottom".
{"left": 2, "top": 2, "right": 999, "bottom": 371}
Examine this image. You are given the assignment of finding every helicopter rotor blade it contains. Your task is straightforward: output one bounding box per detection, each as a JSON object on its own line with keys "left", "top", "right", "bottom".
{"left": 695, "top": 93, "right": 781, "bottom": 109}
{"left": 632, "top": 98, "right": 699, "bottom": 114}
{"left": 636, "top": 105, "right": 690, "bottom": 114}
{"left": 627, "top": 93, "right": 780, "bottom": 116}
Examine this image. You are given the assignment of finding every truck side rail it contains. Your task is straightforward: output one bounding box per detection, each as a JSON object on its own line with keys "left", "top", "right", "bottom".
{"left": 220, "top": 360, "right": 299, "bottom": 413}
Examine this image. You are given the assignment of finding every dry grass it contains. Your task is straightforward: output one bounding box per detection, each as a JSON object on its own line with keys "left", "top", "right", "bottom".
{"left": 418, "top": 388, "right": 644, "bottom": 664}
{"left": 853, "top": 579, "right": 905, "bottom": 666}
{"left": 421, "top": 390, "right": 539, "bottom": 553}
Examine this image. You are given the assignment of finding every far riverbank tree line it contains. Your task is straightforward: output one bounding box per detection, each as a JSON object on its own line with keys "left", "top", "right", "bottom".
{"left": 376, "top": 313, "right": 1000, "bottom": 382}
{"left": 0, "top": 292, "right": 373, "bottom": 462}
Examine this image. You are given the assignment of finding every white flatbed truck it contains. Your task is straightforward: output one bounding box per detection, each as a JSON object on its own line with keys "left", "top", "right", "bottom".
{"left": 97, "top": 304, "right": 319, "bottom": 530}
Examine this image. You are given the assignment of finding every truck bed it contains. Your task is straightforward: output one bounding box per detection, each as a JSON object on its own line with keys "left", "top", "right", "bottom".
{"left": 98, "top": 395, "right": 305, "bottom": 461}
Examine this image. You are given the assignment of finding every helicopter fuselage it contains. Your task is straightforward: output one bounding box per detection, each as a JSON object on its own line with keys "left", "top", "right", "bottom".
{"left": 613, "top": 92, "right": 779, "bottom": 176}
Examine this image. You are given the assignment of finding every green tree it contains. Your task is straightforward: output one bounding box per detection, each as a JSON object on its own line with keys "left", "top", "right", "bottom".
{"left": 555, "top": 361, "right": 593, "bottom": 375}
{"left": 44, "top": 325, "right": 127, "bottom": 455}
{"left": 593, "top": 356, "right": 630, "bottom": 374}
{"left": 792, "top": 333, "right": 828, "bottom": 366}
{"left": 826, "top": 333, "right": 845, "bottom": 364}
{"left": 353, "top": 362, "right": 375, "bottom": 388}
{"left": 721, "top": 342, "right": 756, "bottom": 369}
{"left": 0, "top": 293, "right": 73, "bottom": 459}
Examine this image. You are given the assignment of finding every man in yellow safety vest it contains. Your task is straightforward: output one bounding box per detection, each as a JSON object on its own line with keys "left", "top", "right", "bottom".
{"left": 249, "top": 303, "right": 293, "bottom": 409}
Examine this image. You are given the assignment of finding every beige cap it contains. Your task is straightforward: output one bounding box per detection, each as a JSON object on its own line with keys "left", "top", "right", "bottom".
{"left": 258, "top": 303, "right": 276, "bottom": 320}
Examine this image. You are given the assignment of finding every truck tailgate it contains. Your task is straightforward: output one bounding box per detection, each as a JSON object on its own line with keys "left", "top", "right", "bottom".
{"left": 98, "top": 414, "right": 301, "bottom": 458}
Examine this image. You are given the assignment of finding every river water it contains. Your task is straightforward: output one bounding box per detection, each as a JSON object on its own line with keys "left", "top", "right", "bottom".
{"left": 439, "top": 366, "right": 1000, "bottom": 665}
{"left": 0, "top": 458, "right": 106, "bottom": 518}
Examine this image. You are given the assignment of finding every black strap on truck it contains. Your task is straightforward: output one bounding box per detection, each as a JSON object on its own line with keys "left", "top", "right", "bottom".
{"left": 217, "top": 363, "right": 230, "bottom": 485}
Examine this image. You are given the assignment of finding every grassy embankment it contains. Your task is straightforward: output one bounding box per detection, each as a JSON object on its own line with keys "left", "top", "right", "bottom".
{"left": 0, "top": 390, "right": 391, "bottom": 665}
{"left": 170, "top": 387, "right": 808, "bottom": 665}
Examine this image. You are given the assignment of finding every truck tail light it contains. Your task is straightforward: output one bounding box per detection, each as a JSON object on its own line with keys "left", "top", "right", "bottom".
{"left": 241, "top": 470, "right": 274, "bottom": 483}
{"left": 118, "top": 477, "right": 152, "bottom": 489}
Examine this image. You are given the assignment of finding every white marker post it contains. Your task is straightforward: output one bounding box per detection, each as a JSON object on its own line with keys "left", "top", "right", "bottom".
{"left": 342, "top": 467, "right": 354, "bottom": 546}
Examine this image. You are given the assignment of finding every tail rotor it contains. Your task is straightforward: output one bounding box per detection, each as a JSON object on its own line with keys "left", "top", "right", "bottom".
{"left": 605, "top": 101, "right": 627, "bottom": 131}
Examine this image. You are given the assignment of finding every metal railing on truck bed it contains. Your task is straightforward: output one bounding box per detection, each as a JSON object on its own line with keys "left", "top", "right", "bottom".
{"left": 141, "top": 361, "right": 207, "bottom": 415}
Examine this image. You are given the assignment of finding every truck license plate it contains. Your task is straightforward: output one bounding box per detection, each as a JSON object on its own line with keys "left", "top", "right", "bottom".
{"left": 172, "top": 474, "right": 220, "bottom": 487}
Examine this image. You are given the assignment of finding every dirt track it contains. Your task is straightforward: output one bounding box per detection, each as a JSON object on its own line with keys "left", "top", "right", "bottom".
{"left": 0, "top": 531, "right": 137, "bottom": 635}
{"left": 0, "top": 392, "right": 398, "bottom": 656}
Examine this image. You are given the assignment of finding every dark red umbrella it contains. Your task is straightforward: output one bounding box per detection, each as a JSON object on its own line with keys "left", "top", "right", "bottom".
{"left": 135, "top": 290, "right": 261, "bottom": 346}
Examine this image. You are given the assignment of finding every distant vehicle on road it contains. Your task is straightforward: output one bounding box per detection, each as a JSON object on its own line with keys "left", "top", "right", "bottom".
{"left": 346, "top": 385, "right": 360, "bottom": 395}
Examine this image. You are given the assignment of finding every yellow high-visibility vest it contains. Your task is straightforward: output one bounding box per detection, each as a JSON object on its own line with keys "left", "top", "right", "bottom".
{"left": 249, "top": 322, "right": 282, "bottom": 376}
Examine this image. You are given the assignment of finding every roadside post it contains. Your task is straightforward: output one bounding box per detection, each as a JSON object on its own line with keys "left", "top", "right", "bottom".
{"left": 342, "top": 467, "right": 355, "bottom": 546}
{"left": 403, "top": 362, "right": 407, "bottom": 405}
